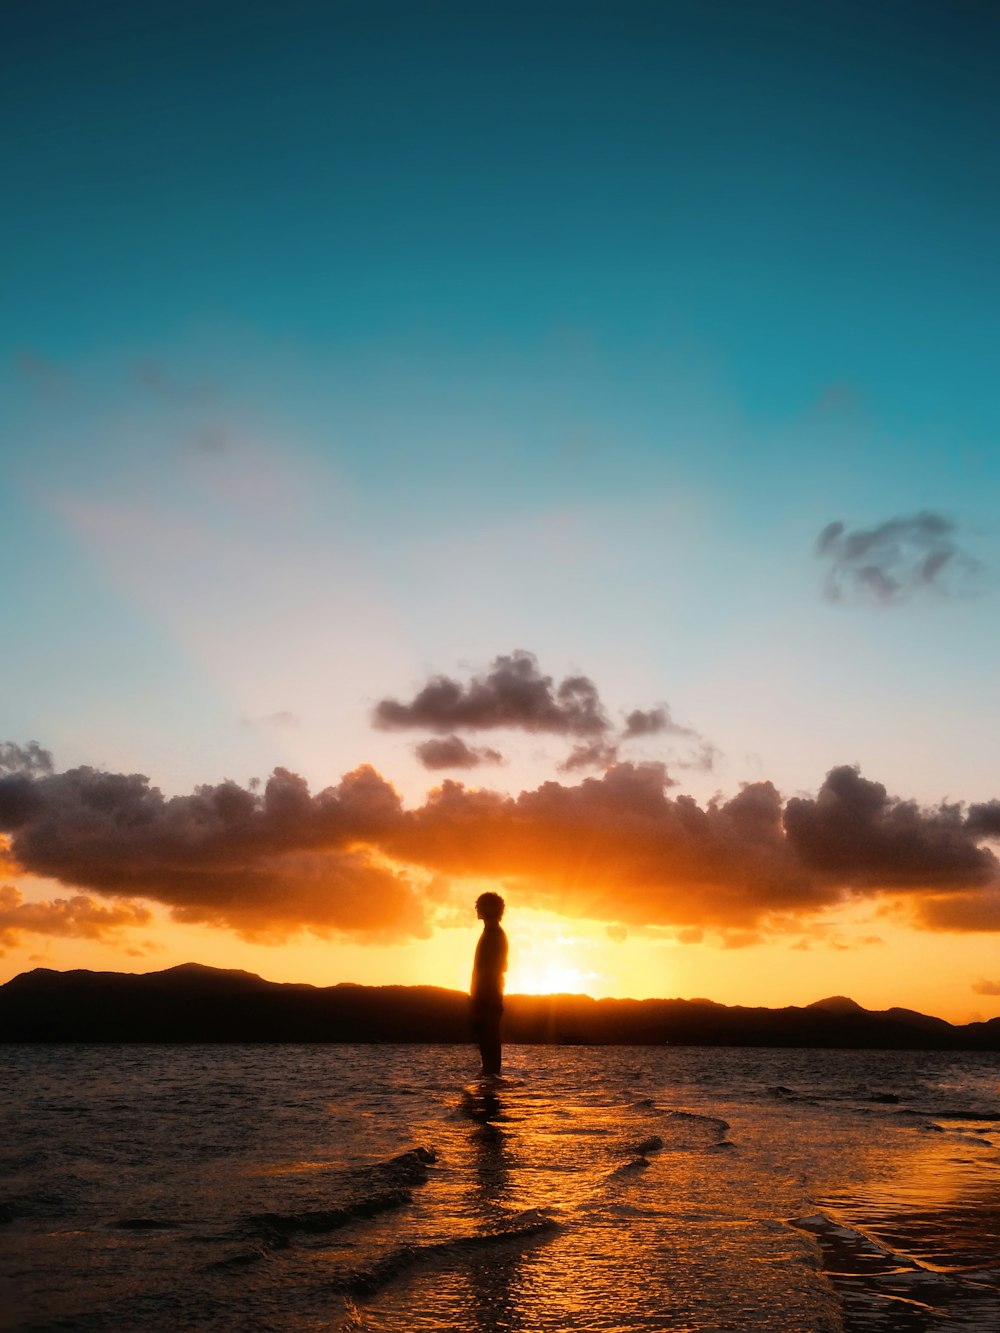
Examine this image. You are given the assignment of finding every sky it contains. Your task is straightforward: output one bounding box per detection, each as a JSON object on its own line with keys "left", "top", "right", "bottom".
{"left": 2, "top": 0, "right": 999, "bottom": 1022}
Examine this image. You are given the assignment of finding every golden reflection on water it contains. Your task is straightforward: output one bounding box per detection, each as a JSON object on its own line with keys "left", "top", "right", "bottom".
{"left": 820, "top": 1120, "right": 1000, "bottom": 1270}
{"left": 409, "top": 1076, "right": 831, "bottom": 1333}
{"left": 468, "top": 1105, "right": 523, "bottom": 1332}
{"left": 459, "top": 1086, "right": 537, "bottom": 1333}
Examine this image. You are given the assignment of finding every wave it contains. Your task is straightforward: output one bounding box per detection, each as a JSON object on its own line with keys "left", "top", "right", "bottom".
{"left": 344, "top": 1211, "right": 561, "bottom": 1297}
{"left": 610, "top": 1156, "right": 652, "bottom": 1177}
{"left": 789, "top": 1210, "right": 1000, "bottom": 1329}
{"left": 207, "top": 1147, "right": 438, "bottom": 1269}
{"left": 247, "top": 1187, "right": 413, "bottom": 1245}
{"left": 624, "top": 1134, "right": 664, "bottom": 1156}
{"left": 663, "top": 1109, "right": 733, "bottom": 1149}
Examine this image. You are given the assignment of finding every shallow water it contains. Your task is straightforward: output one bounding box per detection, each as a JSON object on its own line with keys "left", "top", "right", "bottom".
{"left": 3, "top": 1044, "right": 1000, "bottom": 1331}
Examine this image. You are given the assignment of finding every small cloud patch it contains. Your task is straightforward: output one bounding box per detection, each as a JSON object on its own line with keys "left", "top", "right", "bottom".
{"left": 415, "top": 736, "right": 503, "bottom": 770}
{"left": 816, "top": 512, "right": 984, "bottom": 604}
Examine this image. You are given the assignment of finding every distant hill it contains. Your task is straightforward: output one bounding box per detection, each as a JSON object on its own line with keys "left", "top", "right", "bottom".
{"left": 2, "top": 963, "right": 998, "bottom": 1048}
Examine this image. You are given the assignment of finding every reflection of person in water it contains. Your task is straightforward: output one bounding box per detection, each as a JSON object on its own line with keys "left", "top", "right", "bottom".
{"left": 470, "top": 891, "right": 508, "bottom": 1078}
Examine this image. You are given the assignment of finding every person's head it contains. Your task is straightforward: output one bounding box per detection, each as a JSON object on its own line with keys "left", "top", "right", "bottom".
{"left": 475, "top": 891, "right": 505, "bottom": 923}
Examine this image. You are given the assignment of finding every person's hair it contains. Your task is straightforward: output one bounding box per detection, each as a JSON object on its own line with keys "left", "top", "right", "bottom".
{"left": 476, "top": 891, "right": 505, "bottom": 921}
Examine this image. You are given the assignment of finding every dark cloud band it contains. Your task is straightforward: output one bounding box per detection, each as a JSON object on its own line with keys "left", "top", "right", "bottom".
{"left": 2, "top": 746, "right": 998, "bottom": 943}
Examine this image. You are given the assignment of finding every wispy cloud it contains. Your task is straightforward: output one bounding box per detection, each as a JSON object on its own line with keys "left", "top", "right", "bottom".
{"left": 622, "top": 707, "right": 693, "bottom": 740}
{"left": 816, "top": 512, "right": 985, "bottom": 604}
{"left": 242, "top": 711, "right": 301, "bottom": 730}
{"left": 559, "top": 739, "right": 624, "bottom": 773}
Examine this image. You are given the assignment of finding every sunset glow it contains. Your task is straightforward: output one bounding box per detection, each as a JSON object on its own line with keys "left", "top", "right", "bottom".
{"left": 505, "top": 927, "right": 598, "bottom": 998}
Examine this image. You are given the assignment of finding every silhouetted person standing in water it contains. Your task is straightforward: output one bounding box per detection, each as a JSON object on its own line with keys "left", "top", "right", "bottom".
{"left": 470, "top": 892, "right": 508, "bottom": 1078}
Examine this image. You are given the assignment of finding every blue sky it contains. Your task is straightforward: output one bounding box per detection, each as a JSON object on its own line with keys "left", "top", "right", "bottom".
{"left": 2, "top": 1, "right": 999, "bottom": 1010}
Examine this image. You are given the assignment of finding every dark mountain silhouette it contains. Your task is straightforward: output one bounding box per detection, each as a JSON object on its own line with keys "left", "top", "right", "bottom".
{"left": 2, "top": 963, "right": 998, "bottom": 1048}
{"left": 808, "top": 995, "right": 866, "bottom": 1016}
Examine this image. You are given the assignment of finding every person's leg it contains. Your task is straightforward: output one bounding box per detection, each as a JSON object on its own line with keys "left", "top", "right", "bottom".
{"left": 479, "top": 1012, "right": 501, "bottom": 1077}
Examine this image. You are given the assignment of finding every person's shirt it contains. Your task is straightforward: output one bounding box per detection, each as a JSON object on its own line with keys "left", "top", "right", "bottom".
{"left": 471, "top": 923, "right": 508, "bottom": 1004}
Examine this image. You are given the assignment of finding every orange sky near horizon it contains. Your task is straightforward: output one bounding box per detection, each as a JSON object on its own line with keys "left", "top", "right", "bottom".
{"left": 4, "top": 706, "right": 1000, "bottom": 1030}
{"left": 5, "top": 660, "right": 1000, "bottom": 1030}
{"left": 4, "top": 871, "right": 1000, "bottom": 1027}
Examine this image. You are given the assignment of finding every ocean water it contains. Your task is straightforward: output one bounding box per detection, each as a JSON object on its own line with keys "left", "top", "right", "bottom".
{"left": 3, "top": 1044, "right": 1000, "bottom": 1332}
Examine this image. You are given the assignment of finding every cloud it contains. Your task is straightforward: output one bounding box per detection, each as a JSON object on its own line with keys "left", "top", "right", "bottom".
{"left": 675, "top": 741, "right": 720, "bottom": 772}
{"left": 719, "top": 930, "right": 761, "bottom": 950}
{"left": 389, "top": 763, "right": 1000, "bottom": 932}
{"left": 415, "top": 736, "right": 503, "bottom": 770}
{"left": 373, "top": 650, "right": 611, "bottom": 736}
{"left": 966, "top": 801, "right": 1000, "bottom": 838}
{"left": 0, "top": 777, "right": 45, "bottom": 830}
{"left": 816, "top": 512, "right": 985, "bottom": 604}
{"left": 374, "top": 650, "right": 712, "bottom": 773}
{"left": 380, "top": 764, "right": 999, "bottom": 932}
{"left": 559, "top": 739, "right": 622, "bottom": 773}
{"left": 972, "top": 979, "right": 1000, "bottom": 996}
{"left": 675, "top": 927, "right": 704, "bottom": 944}
{"left": 0, "top": 747, "right": 54, "bottom": 831}
{"left": 783, "top": 766, "right": 987, "bottom": 888}
{"left": 1, "top": 745, "right": 998, "bottom": 944}
{"left": 560, "top": 728, "right": 716, "bottom": 776}
{"left": 386, "top": 765, "right": 810, "bottom": 929}
{"left": 0, "top": 760, "right": 428, "bottom": 943}
{"left": 242, "top": 711, "right": 300, "bottom": 730}
{"left": 622, "top": 707, "right": 693, "bottom": 740}
{"left": 789, "top": 924, "right": 885, "bottom": 952}
{"left": 911, "top": 891, "right": 1000, "bottom": 933}
{"left": 0, "top": 884, "right": 151, "bottom": 950}
{"left": 0, "top": 742, "right": 53, "bottom": 778}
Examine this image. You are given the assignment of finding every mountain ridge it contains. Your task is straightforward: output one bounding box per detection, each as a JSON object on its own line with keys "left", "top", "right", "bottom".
{"left": 3, "top": 963, "right": 998, "bottom": 1048}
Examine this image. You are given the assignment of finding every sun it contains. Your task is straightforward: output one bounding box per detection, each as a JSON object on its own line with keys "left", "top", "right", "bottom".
{"left": 499, "top": 912, "right": 605, "bottom": 996}
{"left": 508, "top": 958, "right": 592, "bottom": 996}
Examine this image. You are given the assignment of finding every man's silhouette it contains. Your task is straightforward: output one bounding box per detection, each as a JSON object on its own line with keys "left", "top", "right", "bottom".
{"left": 470, "top": 892, "right": 508, "bottom": 1078}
